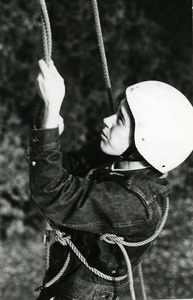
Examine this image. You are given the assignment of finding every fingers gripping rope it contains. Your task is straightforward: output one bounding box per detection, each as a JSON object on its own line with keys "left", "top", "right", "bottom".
{"left": 34, "top": 0, "right": 52, "bottom": 128}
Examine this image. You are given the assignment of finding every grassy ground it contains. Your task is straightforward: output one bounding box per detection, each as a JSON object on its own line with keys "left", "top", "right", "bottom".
{"left": 0, "top": 235, "right": 44, "bottom": 300}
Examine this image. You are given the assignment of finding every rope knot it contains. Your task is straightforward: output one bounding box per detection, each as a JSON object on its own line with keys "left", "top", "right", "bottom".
{"left": 55, "top": 230, "right": 71, "bottom": 246}
{"left": 100, "top": 233, "right": 124, "bottom": 245}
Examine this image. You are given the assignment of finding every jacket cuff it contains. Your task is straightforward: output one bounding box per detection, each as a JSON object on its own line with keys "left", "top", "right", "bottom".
{"left": 30, "top": 127, "right": 59, "bottom": 151}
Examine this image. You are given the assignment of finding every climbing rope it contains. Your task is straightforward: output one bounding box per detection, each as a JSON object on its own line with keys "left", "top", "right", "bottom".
{"left": 55, "top": 232, "right": 127, "bottom": 282}
{"left": 35, "top": 231, "right": 127, "bottom": 293}
{"left": 36, "top": 0, "right": 53, "bottom": 271}
{"left": 34, "top": 0, "right": 52, "bottom": 129}
{"left": 37, "top": 0, "right": 114, "bottom": 274}
{"left": 137, "top": 263, "right": 147, "bottom": 300}
{"left": 101, "top": 197, "right": 169, "bottom": 248}
{"left": 91, "top": 0, "right": 115, "bottom": 114}
{"left": 44, "top": 229, "right": 51, "bottom": 271}
{"left": 36, "top": 197, "right": 169, "bottom": 300}
{"left": 35, "top": 2, "right": 169, "bottom": 298}
{"left": 35, "top": 252, "right": 71, "bottom": 292}
{"left": 40, "top": 0, "right": 52, "bottom": 65}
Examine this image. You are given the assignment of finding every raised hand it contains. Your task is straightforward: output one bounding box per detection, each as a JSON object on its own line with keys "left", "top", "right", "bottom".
{"left": 37, "top": 59, "right": 65, "bottom": 133}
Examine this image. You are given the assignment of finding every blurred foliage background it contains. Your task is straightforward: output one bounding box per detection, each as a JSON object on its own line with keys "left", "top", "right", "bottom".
{"left": 0, "top": 0, "right": 192, "bottom": 299}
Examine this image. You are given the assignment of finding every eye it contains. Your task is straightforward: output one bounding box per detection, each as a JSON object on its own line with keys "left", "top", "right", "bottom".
{"left": 116, "top": 117, "right": 123, "bottom": 125}
{"left": 116, "top": 109, "right": 124, "bottom": 125}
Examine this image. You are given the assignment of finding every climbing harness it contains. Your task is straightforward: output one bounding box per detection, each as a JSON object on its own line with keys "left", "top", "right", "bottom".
{"left": 36, "top": 197, "right": 169, "bottom": 300}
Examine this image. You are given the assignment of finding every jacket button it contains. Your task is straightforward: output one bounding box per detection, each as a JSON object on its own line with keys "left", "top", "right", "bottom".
{"left": 32, "top": 161, "right": 36, "bottom": 166}
{"left": 101, "top": 295, "right": 110, "bottom": 299}
{"left": 32, "top": 136, "right": 39, "bottom": 143}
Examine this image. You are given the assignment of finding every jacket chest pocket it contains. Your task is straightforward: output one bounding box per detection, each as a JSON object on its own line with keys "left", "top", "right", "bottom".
{"left": 129, "top": 184, "right": 151, "bottom": 219}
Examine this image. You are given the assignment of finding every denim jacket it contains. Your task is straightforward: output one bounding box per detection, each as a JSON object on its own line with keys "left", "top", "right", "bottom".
{"left": 28, "top": 128, "right": 171, "bottom": 300}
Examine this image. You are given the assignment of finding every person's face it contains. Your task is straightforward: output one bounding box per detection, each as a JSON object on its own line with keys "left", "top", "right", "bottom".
{"left": 100, "top": 98, "right": 134, "bottom": 156}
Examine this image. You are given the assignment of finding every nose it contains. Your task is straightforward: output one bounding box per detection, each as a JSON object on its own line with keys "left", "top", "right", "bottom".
{"left": 103, "top": 114, "right": 116, "bottom": 128}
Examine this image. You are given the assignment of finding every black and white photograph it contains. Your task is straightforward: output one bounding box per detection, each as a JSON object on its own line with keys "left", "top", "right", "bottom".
{"left": 0, "top": 1, "right": 193, "bottom": 299}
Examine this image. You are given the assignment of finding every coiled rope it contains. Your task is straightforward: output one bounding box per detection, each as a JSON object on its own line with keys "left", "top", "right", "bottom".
{"left": 91, "top": 0, "right": 115, "bottom": 114}
{"left": 36, "top": 197, "right": 169, "bottom": 300}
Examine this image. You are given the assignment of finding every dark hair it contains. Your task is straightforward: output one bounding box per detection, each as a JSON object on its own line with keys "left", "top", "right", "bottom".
{"left": 121, "top": 142, "right": 146, "bottom": 162}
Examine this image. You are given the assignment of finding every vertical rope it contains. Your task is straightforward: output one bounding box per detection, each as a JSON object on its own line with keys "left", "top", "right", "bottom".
{"left": 137, "top": 263, "right": 147, "bottom": 300}
{"left": 44, "top": 229, "right": 51, "bottom": 271}
{"left": 34, "top": 0, "right": 53, "bottom": 129}
{"left": 40, "top": 0, "right": 52, "bottom": 65}
{"left": 116, "top": 243, "right": 136, "bottom": 300}
{"left": 39, "top": 0, "right": 53, "bottom": 271}
{"left": 91, "top": 0, "right": 115, "bottom": 114}
{"left": 41, "top": 16, "right": 49, "bottom": 64}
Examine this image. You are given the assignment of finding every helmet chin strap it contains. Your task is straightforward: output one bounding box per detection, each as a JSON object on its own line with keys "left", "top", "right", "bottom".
{"left": 111, "top": 160, "right": 150, "bottom": 172}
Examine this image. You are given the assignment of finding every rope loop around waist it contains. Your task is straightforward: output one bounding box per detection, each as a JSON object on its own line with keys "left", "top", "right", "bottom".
{"left": 37, "top": 197, "right": 169, "bottom": 300}
{"left": 100, "top": 234, "right": 124, "bottom": 244}
{"left": 101, "top": 196, "right": 169, "bottom": 248}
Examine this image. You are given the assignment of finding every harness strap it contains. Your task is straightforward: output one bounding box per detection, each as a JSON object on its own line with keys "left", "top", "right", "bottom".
{"left": 35, "top": 232, "right": 127, "bottom": 292}
{"left": 36, "top": 197, "right": 169, "bottom": 299}
{"left": 56, "top": 232, "right": 127, "bottom": 282}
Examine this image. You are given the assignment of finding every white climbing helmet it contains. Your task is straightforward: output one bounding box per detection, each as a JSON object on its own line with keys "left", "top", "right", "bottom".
{"left": 126, "top": 80, "right": 193, "bottom": 173}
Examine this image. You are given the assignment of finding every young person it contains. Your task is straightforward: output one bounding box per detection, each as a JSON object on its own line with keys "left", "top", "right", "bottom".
{"left": 28, "top": 59, "right": 193, "bottom": 300}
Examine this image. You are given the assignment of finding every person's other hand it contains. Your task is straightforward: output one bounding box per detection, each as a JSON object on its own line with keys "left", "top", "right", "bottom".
{"left": 37, "top": 59, "right": 66, "bottom": 130}
{"left": 37, "top": 59, "right": 65, "bottom": 116}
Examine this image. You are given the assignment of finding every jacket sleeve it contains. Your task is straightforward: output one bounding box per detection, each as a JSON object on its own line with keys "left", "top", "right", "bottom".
{"left": 28, "top": 128, "right": 149, "bottom": 234}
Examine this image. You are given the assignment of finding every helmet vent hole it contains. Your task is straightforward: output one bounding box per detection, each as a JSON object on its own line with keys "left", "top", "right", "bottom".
{"left": 162, "top": 165, "right": 166, "bottom": 168}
